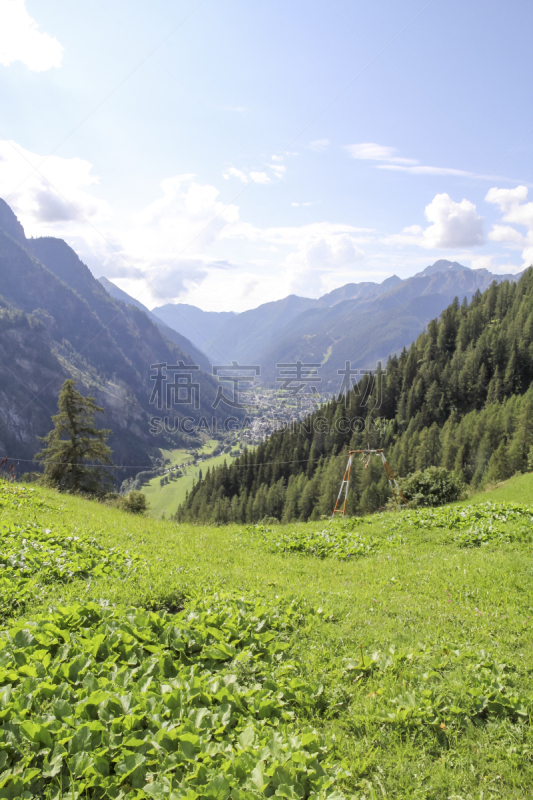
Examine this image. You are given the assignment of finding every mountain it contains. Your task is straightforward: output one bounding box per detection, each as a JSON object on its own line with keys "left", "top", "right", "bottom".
{"left": 202, "top": 295, "right": 321, "bottom": 365}
{"left": 175, "top": 268, "right": 533, "bottom": 524}
{"left": 98, "top": 277, "right": 211, "bottom": 372}
{"left": 257, "top": 261, "right": 523, "bottom": 388}
{"left": 315, "top": 274, "right": 402, "bottom": 307}
{"left": 152, "top": 303, "right": 236, "bottom": 355}
{"left": 414, "top": 258, "right": 468, "bottom": 277}
{"left": 153, "top": 274, "right": 403, "bottom": 367}
{"left": 151, "top": 276, "right": 403, "bottom": 364}
{"left": 154, "top": 261, "right": 522, "bottom": 389}
{"left": 0, "top": 199, "right": 230, "bottom": 476}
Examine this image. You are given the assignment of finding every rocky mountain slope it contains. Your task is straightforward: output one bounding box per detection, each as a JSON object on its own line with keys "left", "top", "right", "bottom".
{"left": 98, "top": 277, "right": 210, "bottom": 371}
{"left": 0, "top": 200, "right": 224, "bottom": 476}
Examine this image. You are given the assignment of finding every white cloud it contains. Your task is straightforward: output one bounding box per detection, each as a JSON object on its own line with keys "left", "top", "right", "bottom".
{"left": 286, "top": 233, "right": 365, "bottom": 295}
{"left": 378, "top": 164, "right": 530, "bottom": 186}
{"left": 0, "top": 141, "right": 245, "bottom": 306}
{"left": 307, "top": 139, "right": 330, "bottom": 152}
{"left": 379, "top": 164, "right": 479, "bottom": 178}
{"left": 0, "top": 139, "right": 109, "bottom": 235}
{"left": 488, "top": 225, "right": 525, "bottom": 244}
{"left": 108, "top": 174, "right": 241, "bottom": 304}
{"left": 485, "top": 185, "right": 533, "bottom": 227}
{"left": 470, "top": 255, "right": 523, "bottom": 275}
{"left": 422, "top": 193, "right": 484, "bottom": 248}
{"left": 7, "top": 137, "right": 531, "bottom": 315}
{"left": 388, "top": 193, "right": 484, "bottom": 250}
{"left": 345, "top": 142, "right": 417, "bottom": 165}
{"left": 131, "top": 174, "right": 238, "bottom": 253}
{"left": 223, "top": 219, "right": 372, "bottom": 246}
{"left": 0, "top": 0, "right": 63, "bottom": 71}
{"left": 470, "top": 255, "right": 494, "bottom": 271}
{"left": 223, "top": 156, "right": 286, "bottom": 185}
{"left": 486, "top": 185, "right": 533, "bottom": 267}
{"left": 346, "top": 143, "right": 531, "bottom": 186}
{"left": 387, "top": 224, "right": 424, "bottom": 245}
{"left": 223, "top": 166, "right": 270, "bottom": 185}
{"left": 217, "top": 219, "right": 373, "bottom": 300}
{"left": 1, "top": 141, "right": 374, "bottom": 308}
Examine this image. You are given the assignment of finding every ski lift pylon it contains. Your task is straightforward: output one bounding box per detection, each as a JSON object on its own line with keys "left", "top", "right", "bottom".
{"left": 331, "top": 448, "right": 407, "bottom": 518}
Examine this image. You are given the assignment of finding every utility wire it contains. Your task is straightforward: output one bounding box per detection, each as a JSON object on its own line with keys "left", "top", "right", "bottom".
{"left": 0, "top": 453, "right": 346, "bottom": 471}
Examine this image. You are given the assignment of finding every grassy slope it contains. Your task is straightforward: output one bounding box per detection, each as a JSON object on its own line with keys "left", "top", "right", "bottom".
{"left": 3, "top": 472, "right": 533, "bottom": 797}
{"left": 141, "top": 440, "right": 225, "bottom": 518}
{"left": 464, "top": 471, "right": 533, "bottom": 505}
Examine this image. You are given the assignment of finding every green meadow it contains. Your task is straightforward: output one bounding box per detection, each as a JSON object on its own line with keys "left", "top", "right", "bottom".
{"left": 141, "top": 441, "right": 244, "bottom": 518}
{"left": 1, "top": 474, "right": 533, "bottom": 798}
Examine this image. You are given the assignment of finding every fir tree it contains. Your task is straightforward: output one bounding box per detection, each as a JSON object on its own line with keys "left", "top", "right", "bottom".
{"left": 35, "top": 379, "right": 113, "bottom": 494}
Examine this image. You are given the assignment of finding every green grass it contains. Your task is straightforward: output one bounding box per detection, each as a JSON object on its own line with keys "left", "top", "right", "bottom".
{"left": 141, "top": 441, "right": 226, "bottom": 518}
{"left": 1, "top": 472, "right": 533, "bottom": 797}
{"left": 464, "top": 470, "right": 533, "bottom": 506}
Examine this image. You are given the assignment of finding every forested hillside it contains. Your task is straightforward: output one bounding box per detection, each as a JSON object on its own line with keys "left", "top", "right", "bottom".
{"left": 176, "top": 269, "right": 533, "bottom": 523}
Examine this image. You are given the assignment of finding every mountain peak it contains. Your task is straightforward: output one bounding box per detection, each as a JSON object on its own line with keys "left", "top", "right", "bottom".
{"left": 414, "top": 259, "right": 471, "bottom": 279}
{"left": 0, "top": 199, "right": 26, "bottom": 244}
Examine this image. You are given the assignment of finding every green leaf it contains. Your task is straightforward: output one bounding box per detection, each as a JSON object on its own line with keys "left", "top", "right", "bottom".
{"left": 71, "top": 751, "right": 95, "bottom": 776}
{"left": 12, "top": 629, "right": 35, "bottom": 649}
{"left": 251, "top": 763, "right": 266, "bottom": 790}
{"left": 204, "top": 774, "right": 231, "bottom": 800}
{"left": 0, "top": 776, "right": 25, "bottom": 799}
{"left": 237, "top": 726, "right": 256, "bottom": 749}
{"left": 116, "top": 752, "right": 147, "bottom": 780}
{"left": 144, "top": 777, "right": 172, "bottom": 799}
{"left": 20, "top": 720, "right": 53, "bottom": 748}
{"left": 53, "top": 699, "right": 73, "bottom": 719}
{"left": 69, "top": 725, "right": 92, "bottom": 754}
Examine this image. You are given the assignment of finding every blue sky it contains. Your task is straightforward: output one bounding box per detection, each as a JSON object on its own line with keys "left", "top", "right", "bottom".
{"left": 1, "top": 0, "right": 532, "bottom": 311}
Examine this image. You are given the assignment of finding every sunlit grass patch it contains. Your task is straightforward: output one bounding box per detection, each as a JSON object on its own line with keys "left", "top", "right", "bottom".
{"left": 1, "top": 480, "right": 533, "bottom": 797}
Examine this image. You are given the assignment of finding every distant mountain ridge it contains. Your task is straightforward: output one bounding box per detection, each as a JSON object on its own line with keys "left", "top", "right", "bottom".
{"left": 151, "top": 303, "right": 236, "bottom": 357}
{"left": 148, "top": 259, "right": 522, "bottom": 388}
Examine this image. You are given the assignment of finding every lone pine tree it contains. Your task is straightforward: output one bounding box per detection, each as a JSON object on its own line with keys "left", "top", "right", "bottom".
{"left": 36, "top": 379, "right": 114, "bottom": 494}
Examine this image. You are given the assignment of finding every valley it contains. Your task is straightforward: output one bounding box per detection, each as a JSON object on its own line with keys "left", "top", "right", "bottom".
{"left": 140, "top": 441, "right": 233, "bottom": 518}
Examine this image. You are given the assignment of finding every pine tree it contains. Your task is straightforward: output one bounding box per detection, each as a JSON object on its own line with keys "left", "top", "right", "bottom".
{"left": 485, "top": 441, "right": 513, "bottom": 484}
{"left": 35, "top": 379, "right": 113, "bottom": 494}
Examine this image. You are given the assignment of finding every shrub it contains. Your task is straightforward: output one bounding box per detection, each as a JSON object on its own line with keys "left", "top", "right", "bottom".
{"left": 17, "top": 472, "right": 40, "bottom": 483}
{"left": 122, "top": 490, "right": 148, "bottom": 514}
{"left": 398, "top": 466, "right": 466, "bottom": 508}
